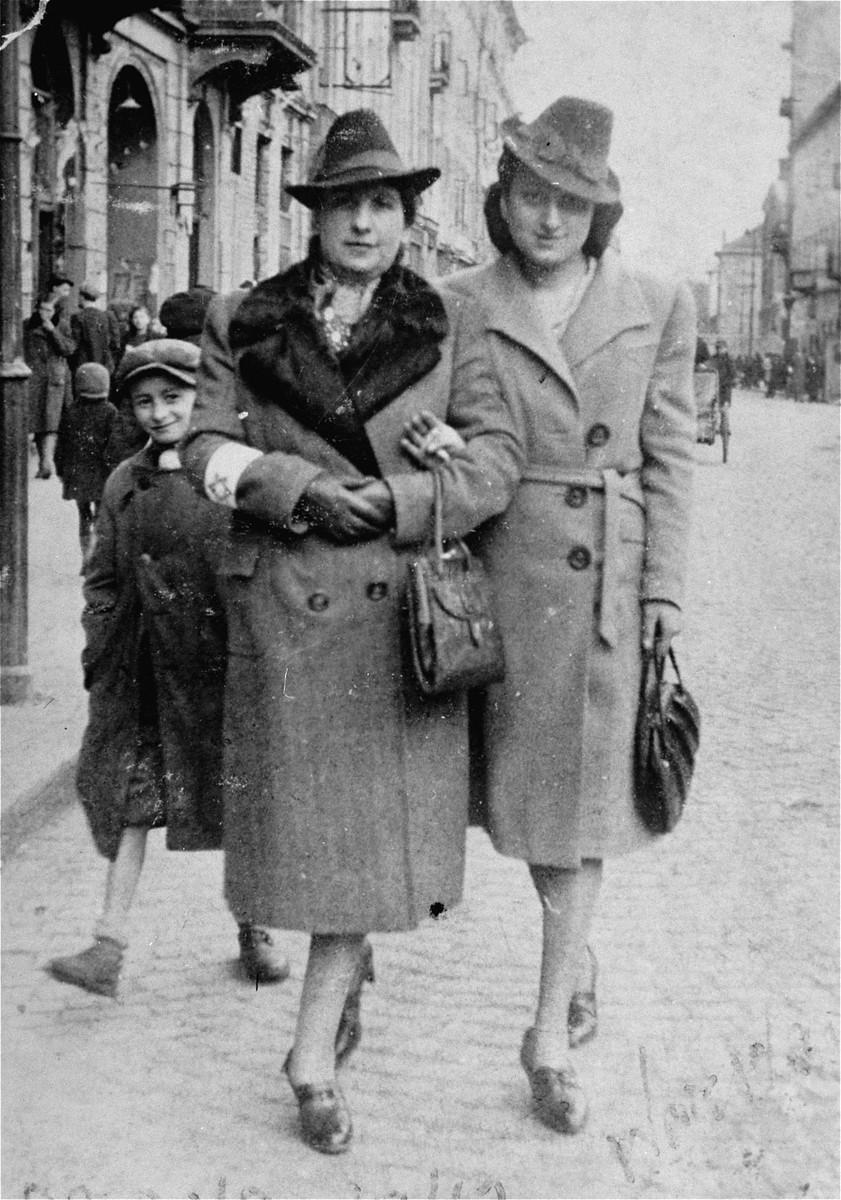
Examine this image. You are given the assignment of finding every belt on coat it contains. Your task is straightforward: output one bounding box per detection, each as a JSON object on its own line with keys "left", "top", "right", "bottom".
{"left": 520, "top": 465, "right": 644, "bottom": 648}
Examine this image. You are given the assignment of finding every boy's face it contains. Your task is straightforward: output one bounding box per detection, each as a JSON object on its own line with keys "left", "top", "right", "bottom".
{"left": 129, "top": 372, "right": 196, "bottom": 446}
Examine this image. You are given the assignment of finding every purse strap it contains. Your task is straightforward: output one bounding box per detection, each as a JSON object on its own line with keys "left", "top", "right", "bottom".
{"left": 642, "top": 645, "right": 684, "bottom": 714}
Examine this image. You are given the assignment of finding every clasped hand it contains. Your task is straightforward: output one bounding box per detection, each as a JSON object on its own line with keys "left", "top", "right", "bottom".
{"left": 300, "top": 473, "right": 394, "bottom": 543}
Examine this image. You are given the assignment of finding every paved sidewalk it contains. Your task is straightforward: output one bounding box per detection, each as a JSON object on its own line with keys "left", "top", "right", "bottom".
{"left": 2, "top": 395, "right": 839, "bottom": 1198}
{"left": 1, "top": 465, "right": 87, "bottom": 856}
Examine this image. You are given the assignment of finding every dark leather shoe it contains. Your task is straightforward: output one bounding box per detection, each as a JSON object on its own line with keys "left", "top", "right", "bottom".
{"left": 568, "top": 944, "right": 598, "bottom": 1048}
{"left": 520, "top": 1028, "right": 588, "bottom": 1134}
{"left": 47, "top": 937, "right": 124, "bottom": 998}
{"left": 284, "top": 1054, "right": 353, "bottom": 1154}
{"left": 334, "top": 937, "right": 375, "bottom": 1068}
{"left": 238, "top": 924, "right": 290, "bottom": 984}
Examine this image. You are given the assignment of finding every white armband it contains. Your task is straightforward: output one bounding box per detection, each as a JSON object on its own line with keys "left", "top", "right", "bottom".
{"left": 204, "top": 443, "right": 264, "bottom": 508}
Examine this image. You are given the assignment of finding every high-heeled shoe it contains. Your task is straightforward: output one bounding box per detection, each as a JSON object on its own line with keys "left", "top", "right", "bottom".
{"left": 334, "top": 937, "right": 375, "bottom": 1068}
{"left": 283, "top": 1052, "right": 353, "bottom": 1154}
{"left": 520, "top": 1027, "right": 588, "bottom": 1134}
{"left": 568, "top": 944, "right": 598, "bottom": 1048}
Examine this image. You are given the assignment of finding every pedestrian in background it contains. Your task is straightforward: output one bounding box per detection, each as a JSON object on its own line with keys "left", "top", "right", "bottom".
{"left": 47, "top": 340, "right": 289, "bottom": 1001}
{"left": 183, "top": 109, "right": 523, "bottom": 1155}
{"left": 429, "top": 96, "right": 696, "bottom": 1136}
{"left": 23, "top": 294, "right": 76, "bottom": 479}
{"left": 788, "top": 347, "right": 807, "bottom": 402}
{"left": 72, "top": 283, "right": 122, "bottom": 373}
{"left": 55, "top": 363, "right": 117, "bottom": 567}
{"left": 120, "top": 304, "right": 154, "bottom": 356}
{"left": 805, "top": 351, "right": 823, "bottom": 402}
{"left": 158, "top": 286, "right": 216, "bottom": 346}
{"left": 710, "top": 339, "right": 735, "bottom": 405}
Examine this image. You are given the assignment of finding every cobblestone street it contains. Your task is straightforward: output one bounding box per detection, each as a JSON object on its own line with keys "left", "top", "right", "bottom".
{"left": 2, "top": 393, "right": 838, "bottom": 1200}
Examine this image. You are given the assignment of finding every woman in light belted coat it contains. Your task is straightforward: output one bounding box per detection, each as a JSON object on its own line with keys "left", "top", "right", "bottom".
{"left": 182, "top": 110, "right": 523, "bottom": 1155}
{"left": 436, "top": 98, "right": 696, "bottom": 1135}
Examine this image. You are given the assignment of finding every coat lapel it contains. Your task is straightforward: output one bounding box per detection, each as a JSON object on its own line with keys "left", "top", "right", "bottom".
{"left": 563, "top": 248, "right": 652, "bottom": 368}
{"left": 480, "top": 257, "right": 580, "bottom": 401}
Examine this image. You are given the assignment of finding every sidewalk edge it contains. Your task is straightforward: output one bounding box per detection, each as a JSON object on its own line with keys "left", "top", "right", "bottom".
{"left": 1, "top": 757, "right": 78, "bottom": 863}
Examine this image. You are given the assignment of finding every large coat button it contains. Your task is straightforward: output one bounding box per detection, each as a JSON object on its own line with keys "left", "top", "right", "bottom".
{"left": 567, "top": 545, "right": 592, "bottom": 571}
{"left": 308, "top": 592, "right": 330, "bottom": 612}
{"left": 366, "top": 581, "right": 388, "bottom": 601}
{"left": 586, "top": 423, "right": 611, "bottom": 448}
{"left": 565, "top": 485, "right": 588, "bottom": 509}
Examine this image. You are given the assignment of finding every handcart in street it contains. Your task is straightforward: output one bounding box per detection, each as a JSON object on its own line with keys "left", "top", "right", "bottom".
{"left": 695, "top": 367, "right": 730, "bottom": 463}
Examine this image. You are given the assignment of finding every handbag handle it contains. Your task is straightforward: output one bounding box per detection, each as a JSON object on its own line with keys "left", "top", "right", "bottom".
{"left": 642, "top": 645, "right": 684, "bottom": 714}
{"left": 429, "top": 453, "right": 468, "bottom": 577}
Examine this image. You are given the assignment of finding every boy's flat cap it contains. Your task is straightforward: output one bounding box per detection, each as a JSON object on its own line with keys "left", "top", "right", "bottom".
{"left": 115, "top": 338, "right": 200, "bottom": 393}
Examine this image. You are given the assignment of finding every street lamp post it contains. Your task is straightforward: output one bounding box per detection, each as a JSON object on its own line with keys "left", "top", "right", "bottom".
{"left": 0, "top": 0, "right": 33, "bottom": 704}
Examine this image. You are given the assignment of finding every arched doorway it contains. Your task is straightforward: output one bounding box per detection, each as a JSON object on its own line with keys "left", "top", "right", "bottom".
{"left": 189, "top": 102, "right": 216, "bottom": 289}
{"left": 29, "top": 18, "right": 76, "bottom": 297}
{"left": 107, "top": 66, "right": 159, "bottom": 320}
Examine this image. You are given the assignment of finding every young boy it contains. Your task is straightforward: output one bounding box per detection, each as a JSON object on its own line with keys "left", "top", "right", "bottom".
{"left": 55, "top": 362, "right": 117, "bottom": 567}
{"left": 48, "top": 340, "right": 288, "bottom": 998}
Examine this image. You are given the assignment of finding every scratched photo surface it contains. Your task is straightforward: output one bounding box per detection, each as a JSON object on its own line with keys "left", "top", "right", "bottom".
{"left": 1, "top": 1, "right": 839, "bottom": 1197}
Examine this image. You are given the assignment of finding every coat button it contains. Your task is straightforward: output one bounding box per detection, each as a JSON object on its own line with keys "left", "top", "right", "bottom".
{"left": 308, "top": 592, "right": 330, "bottom": 612}
{"left": 366, "top": 581, "right": 388, "bottom": 601}
{"left": 567, "top": 545, "right": 592, "bottom": 571}
{"left": 586, "top": 423, "right": 611, "bottom": 448}
{"left": 565, "top": 485, "right": 588, "bottom": 509}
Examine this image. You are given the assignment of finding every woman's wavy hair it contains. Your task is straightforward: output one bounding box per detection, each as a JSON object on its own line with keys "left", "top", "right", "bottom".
{"left": 485, "top": 148, "right": 623, "bottom": 260}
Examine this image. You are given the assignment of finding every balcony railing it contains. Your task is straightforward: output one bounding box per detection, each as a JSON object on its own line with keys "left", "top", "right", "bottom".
{"left": 790, "top": 226, "right": 841, "bottom": 290}
{"left": 182, "top": 0, "right": 317, "bottom": 98}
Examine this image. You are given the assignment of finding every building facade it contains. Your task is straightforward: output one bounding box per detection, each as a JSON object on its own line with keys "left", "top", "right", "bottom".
{"left": 15, "top": 0, "right": 525, "bottom": 321}
{"left": 778, "top": 0, "right": 840, "bottom": 399}
{"left": 714, "top": 227, "right": 762, "bottom": 357}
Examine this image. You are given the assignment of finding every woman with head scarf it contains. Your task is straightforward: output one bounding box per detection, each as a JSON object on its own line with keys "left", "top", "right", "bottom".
{"left": 182, "top": 110, "right": 523, "bottom": 1154}
{"left": 412, "top": 97, "right": 697, "bottom": 1135}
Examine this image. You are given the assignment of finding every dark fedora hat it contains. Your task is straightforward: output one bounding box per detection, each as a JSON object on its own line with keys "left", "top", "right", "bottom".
{"left": 285, "top": 109, "right": 440, "bottom": 209}
{"left": 501, "top": 96, "right": 620, "bottom": 206}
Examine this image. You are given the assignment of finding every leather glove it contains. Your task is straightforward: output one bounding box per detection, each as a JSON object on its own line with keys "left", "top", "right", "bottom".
{"left": 298, "top": 474, "right": 394, "bottom": 543}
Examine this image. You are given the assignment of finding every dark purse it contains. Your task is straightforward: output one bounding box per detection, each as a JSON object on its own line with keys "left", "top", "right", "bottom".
{"left": 406, "top": 463, "right": 505, "bottom": 696}
{"left": 634, "top": 646, "right": 701, "bottom": 833}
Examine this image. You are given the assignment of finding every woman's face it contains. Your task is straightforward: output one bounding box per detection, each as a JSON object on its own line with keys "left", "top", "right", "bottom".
{"left": 316, "top": 185, "right": 406, "bottom": 281}
{"left": 501, "top": 170, "right": 595, "bottom": 272}
{"left": 131, "top": 306, "right": 150, "bottom": 332}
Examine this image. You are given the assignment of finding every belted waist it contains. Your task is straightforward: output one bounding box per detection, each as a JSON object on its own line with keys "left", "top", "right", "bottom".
{"left": 520, "top": 465, "right": 644, "bottom": 647}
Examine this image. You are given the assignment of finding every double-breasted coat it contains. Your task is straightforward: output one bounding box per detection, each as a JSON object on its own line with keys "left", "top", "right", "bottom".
{"left": 23, "top": 313, "right": 75, "bottom": 434}
{"left": 182, "top": 264, "right": 523, "bottom": 933}
{"left": 444, "top": 249, "right": 696, "bottom": 867}
{"left": 76, "top": 446, "right": 229, "bottom": 860}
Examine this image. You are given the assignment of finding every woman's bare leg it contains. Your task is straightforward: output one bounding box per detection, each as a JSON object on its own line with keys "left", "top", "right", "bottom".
{"left": 288, "top": 933, "right": 367, "bottom": 1082}
{"left": 94, "top": 826, "right": 149, "bottom": 944}
{"left": 529, "top": 858, "right": 603, "bottom": 1066}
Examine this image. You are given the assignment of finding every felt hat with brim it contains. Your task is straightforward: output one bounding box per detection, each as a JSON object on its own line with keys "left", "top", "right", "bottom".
{"left": 80, "top": 282, "right": 101, "bottom": 301}
{"left": 115, "top": 339, "right": 200, "bottom": 395}
{"left": 285, "top": 109, "right": 440, "bottom": 209}
{"left": 159, "top": 287, "right": 215, "bottom": 338}
{"left": 501, "top": 96, "right": 620, "bottom": 206}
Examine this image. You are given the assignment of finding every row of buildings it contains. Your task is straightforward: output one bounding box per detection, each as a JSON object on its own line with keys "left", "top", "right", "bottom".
{"left": 713, "top": 1, "right": 839, "bottom": 400}
{"left": 14, "top": 0, "right": 525, "bottom": 320}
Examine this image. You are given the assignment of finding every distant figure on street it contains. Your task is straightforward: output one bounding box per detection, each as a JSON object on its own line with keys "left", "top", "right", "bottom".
{"left": 23, "top": 294, "right": 76, "bottom": 478}
{"left": 120, "top": 304, "right": 154, "bottom": 356}
{"left": 47, "top": 340, "right": 289, "bottom": 1001}
{"left": 55, "top": 363, "right": 117, "bottom": 567}
{"left": 48, "top": 271, "right": 75, "bottom": 322}
{"left": 710, "top": 339, "right": 735, "bottom": 405}
{"left": 805, "top": 352, "right": 823, "bottom": 403}
{"left": 158, "top": 286, "right": 216, "bottom": 346}
{"left": 71, "top": 283, "right": 122, "bottom": 373}
{"left": 694, "top": 336, "right": 710, "bottom": 368}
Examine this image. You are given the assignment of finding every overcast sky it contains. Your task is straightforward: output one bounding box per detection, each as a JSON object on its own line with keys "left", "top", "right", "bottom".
{"left": 508, "top": 1, "right": 792, "bottom": 286}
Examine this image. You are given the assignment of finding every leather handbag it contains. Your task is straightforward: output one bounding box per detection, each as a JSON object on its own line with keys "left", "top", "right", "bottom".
{"left": 634, "top": 647, "right": 701, "bottom": 833}
{"left": 406, "top": 464, "right": 505, "bottom": 697}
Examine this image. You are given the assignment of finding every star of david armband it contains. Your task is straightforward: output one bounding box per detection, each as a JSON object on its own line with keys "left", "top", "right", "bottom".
{"left": 204, "top": 443, "right": 264, "bottom": 508}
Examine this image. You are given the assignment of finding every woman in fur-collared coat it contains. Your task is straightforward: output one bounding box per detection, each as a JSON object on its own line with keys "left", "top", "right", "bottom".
{"left": 430, "top": 98, "right": 696, "bottom": 1137}
{"left": 182, "top": 110, "right": 523, "bottom": 1155}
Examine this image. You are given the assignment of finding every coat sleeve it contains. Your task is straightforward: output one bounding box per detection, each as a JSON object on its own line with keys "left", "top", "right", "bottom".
{"left": 181, "top": 293, "right": 321, "bottom": 530}
{"left": 80, "top": 475, "right": 123, "bottom": 688}
{"left": 639, "top": 280, "right": 697, "bottom": 608}
{"left": 386, "top": 294, "right": 525, "bottom": 547}
{"left": 47, "top": 316, "right": 77, "bottom": 360}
